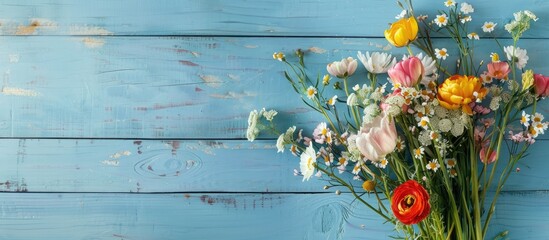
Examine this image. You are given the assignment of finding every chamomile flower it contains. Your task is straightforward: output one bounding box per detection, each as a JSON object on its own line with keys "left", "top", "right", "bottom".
{"left": 490, "top": 53, "right": 500, "bottom": 62}
{"left": 482, "top": 22, "right": 497, "bottom": 33}
{"left": 352, "top": 162, "right": 362, "bottom": 175}
{"left": 322, "top": 74, "right": 331, "bottom": 85}
{"left": 323, "top": 152, "right": 334, "bottom": 166}
{"left": 338, "top": 153, "right": 349, "bottom": 167}
{"left": 418, "top": 116, "right": 430, "bottom": 130}
{"left": 460, "top": 3, "right": 474, "bottom": 14}
{"left": 532, "top": 121, "right": 548, "bottom": 135}
{"left": 396, "top": 137, "right": 406, "bottom": 152}
{"left": 532, "top": 112, "right": 544, "bottom": 122}
{"left": 414, "top": 147, "right": 425, "bottom": 159}
{"left": 521, "top": 111, "right": 531, "bottom": 127}
{"left": 306, "top": 86, "right": 317, "bottom": 99}
{"left": 430, "top": 131, "right": 440, "bottom": 141}
{"left": 375, "top": 157, "right": 389, "bottom": 169}
{"left": 426, "top": 159, "right": 441, "bottom": 172}
{"left": 445, "top": 158, "right": 457, "bottom": 168}
{"left": 434, "top": 14, "right": 449, "bottom": 27}
{"left": 435, "top": 48, "right": 449, "bottom": 60}
{"left": 313, "top": 122, "right": 329, "bottom": 144}
{"left": 273, "top": 52, "right": 285, "bottom": 61}
{"left": 444, "top": 0, "right": 456, "bottom": 7}
{"left": 299, "top": 144, "right": 317, "bottom": 181}
{"left": 467, "top": 32, "right": 479, "bottom": 40}
{"left": 327, "top": 95, "right": 338, "bottom": 106}
{"left": 290, "top": 145, "right": 299, "bottom": 156}
{"left": 449, "top": 168, "right": 458, "bottom": 178}
{"left": 460, "top": 15, "right": 472, "bottom": 24}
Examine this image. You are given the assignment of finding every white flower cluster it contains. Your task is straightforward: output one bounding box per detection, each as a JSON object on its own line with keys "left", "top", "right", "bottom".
{"left": 246, "top": 108, "right": 278, "bottom": 141}
{"left": 505, "top": 10, "right": 538, "bottom": 40}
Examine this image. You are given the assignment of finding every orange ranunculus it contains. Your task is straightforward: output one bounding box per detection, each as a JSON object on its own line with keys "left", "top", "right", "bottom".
{"left": 384, "top": 17, "right": 419, "bottom": 48}
{"left": 437, "top": 75, "right": 488, "bottom": 115}
{"left": 391, "top": 180, "right": 430, "bottom": 225}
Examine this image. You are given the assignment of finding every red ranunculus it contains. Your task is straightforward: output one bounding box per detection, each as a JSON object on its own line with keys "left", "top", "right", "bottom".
{"left": 391, "top": 180, "right": 430, "bottom": 225}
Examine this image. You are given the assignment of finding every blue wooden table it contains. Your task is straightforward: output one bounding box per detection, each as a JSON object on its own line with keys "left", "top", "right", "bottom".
{"left": 0, "top": 0, "right": 548, "bottom": 239}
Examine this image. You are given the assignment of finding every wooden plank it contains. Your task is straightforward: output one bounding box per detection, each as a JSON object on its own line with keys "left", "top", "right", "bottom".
{"left": 0, "top": 36, "right": 548, "bottom": 139}
{"left": 0, "top": 139, "right": 546, "bottom": 193}
{"left": 0, "top": 191, "right": 546, "bottom": 239}
{"left": 0, "top": 0, "right": 547, "bottom": 38}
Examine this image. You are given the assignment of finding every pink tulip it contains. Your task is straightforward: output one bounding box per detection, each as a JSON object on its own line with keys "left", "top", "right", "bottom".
{"left": 480, "top": 145, "right": 497, "bottom": 164}
{"left": 486, "top": 61, "right": 510, "bottom": 79}
{"left": 355, "top": 113, "right": 398, "bottom": 162}
{"left": 534, "top": 73, "right": 549, "bottom": 97}
{"left": 326, "top": 57, "right": 358, "bottom": 78}
{"left": 387, "top": 56, "right": 424, "bottom": 88}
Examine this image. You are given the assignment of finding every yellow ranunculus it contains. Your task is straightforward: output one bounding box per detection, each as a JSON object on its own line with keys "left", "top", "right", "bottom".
{"left": 437, "top": 75, "right": 488, "bottom": 115}
{"left": 384, "top": 17, "right": 419, "bottom": 48}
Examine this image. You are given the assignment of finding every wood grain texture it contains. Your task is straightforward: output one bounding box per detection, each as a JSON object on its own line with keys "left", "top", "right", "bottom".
{"left": 0, "top": 191, "right": 546, "bottom": 240}
{"left": 0, "top": 0, "right": 548, "bottom": 238}
{"left": 0, "top": 139, "right": 545, "bottom": 193}
{"left": 0, "top": 0, "right": 547, "bottom": 38}
{"left": 0, "top": 36, "right": 548, "bottom": 138}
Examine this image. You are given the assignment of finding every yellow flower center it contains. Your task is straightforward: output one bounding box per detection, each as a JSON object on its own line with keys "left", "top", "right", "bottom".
{"left": 534, "top": 116, "right": 541, "bottom": 122}
{"left": 438, "top": 16, "right": 446, "bottom": 23}
{"left": 339, "top": 158, "right": 346, "bottom": 165}
{"left": 308, "top": 88, "right": 315, "bottom": 96}
{"left": 491, "top": 53, "right": 500, "bottom": 62}
{"left": 521, "top": 116, "right": 528, "bottom": 124}
{"left": 447, "top": 159, "right": 456, "bottom": 166}
{"left": 486, "top": 23, "right": 493, "bottom": 28}
{"left": 439, "top": 49, "right": 447, "bottom": 56}
{"left": 429, "top": 162, "right": 437, "bottom": 169}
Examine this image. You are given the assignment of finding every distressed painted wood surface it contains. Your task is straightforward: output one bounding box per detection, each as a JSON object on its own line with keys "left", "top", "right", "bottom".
{"left": 0, "top": 192, "right": 547, "bottom": 240}
{"left": 0, "top": 139, "right": 546, "bottom": 193}
{"left": 0, "top": 0, "right": 548, "bottom": 239}
{"left": 0, "top": 0, "right": 546, "bottom": 38}
{"left": 0, "top": 37, "right": 548, "bottom": 138}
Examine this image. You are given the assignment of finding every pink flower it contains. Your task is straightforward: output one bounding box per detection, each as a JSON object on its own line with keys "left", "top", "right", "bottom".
{"left": 486, "top": 62, "right": 510, "bottom": 80}
{"left": 534, "top": 73, "right": 549, "bottom": 97}
{"left": 355, "top": 113, "right": 398, "bottom": 162}
{"left": 326, "top": 57, "right": 358, "bottom": 78}
{"left": 388, "top": 56, "right": 424, "bottom": 87}
{"left": 480, "top": 145, "right": 497, "bottom": 164}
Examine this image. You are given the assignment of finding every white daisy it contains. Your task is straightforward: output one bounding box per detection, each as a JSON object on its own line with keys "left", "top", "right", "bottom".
{"left": 306, "top": 86, "right": 317, "bottom": 99}
{"left": 449, "top": 168, "right": 458, "bottom": 178}
{"left": 467, "top": 32, "right": 479, "bottom": 40}
{"left": 435, "top": 48, "right": 449, "bottom": 60}
{"left": 521, "top": 111, "right": 531, "bottom": 127}
{"left": 272, "top": 52, "right": 285, "bottom": 61}
{"left": 426, "top": 159, "right": 441, "bottom": 172}
{"left": 327, "top": 95, "right": 338, "bottom": 106}
{"left": 323, "top": 153, "right": 334, "bottom": 166}
{"left": 299, "top": 144, "right": 317, "bottom": 181}
{"left": 357, "top": 51, "right": 396, "bottom": 74}
{"left": 434, "top": 14, "right": 449, "bottom": 27}
{"left": 396, "top": 137, "right": 406, "bottom": 152}
{"left": 532, "top": 112, "right": 544, "bottom": 123}
{"left": 532, "top": 121, "right": 548, "bottom": 135}
{"left": 375, "top": 157, "right": 389, "bottom": 169}
{"left": 352, "top": 162, "right": 362, "bottom": 175}
{"left": 414, "top": 147, "right": 425, "bottom": 159}
{"left": 444, "top": 0, "right": 456, "bottom": 7}
{"left": 482, "top": 22, "right": 497, "bottom": 33}
{"left": 445, "top": 158, "right": 457, "bottom": 168}
{"left": 429, "top": 131, "right": 440, "bottom": 141}
{"left": 503, "top": 46, "right": 529, "bottom": 69}
{"left": 418, "top": 116, "right": 430, "bottom": 129}
{"left": 460, "top": 15, "right": 472, "bottom": 24}
{"left": 460, "top": 3, "right": 474, "bottom": 14}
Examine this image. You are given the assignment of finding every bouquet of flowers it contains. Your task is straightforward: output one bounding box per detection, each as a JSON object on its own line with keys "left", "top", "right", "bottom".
{"left": 246, "top": 0, "right": 547, "bottom": 239}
